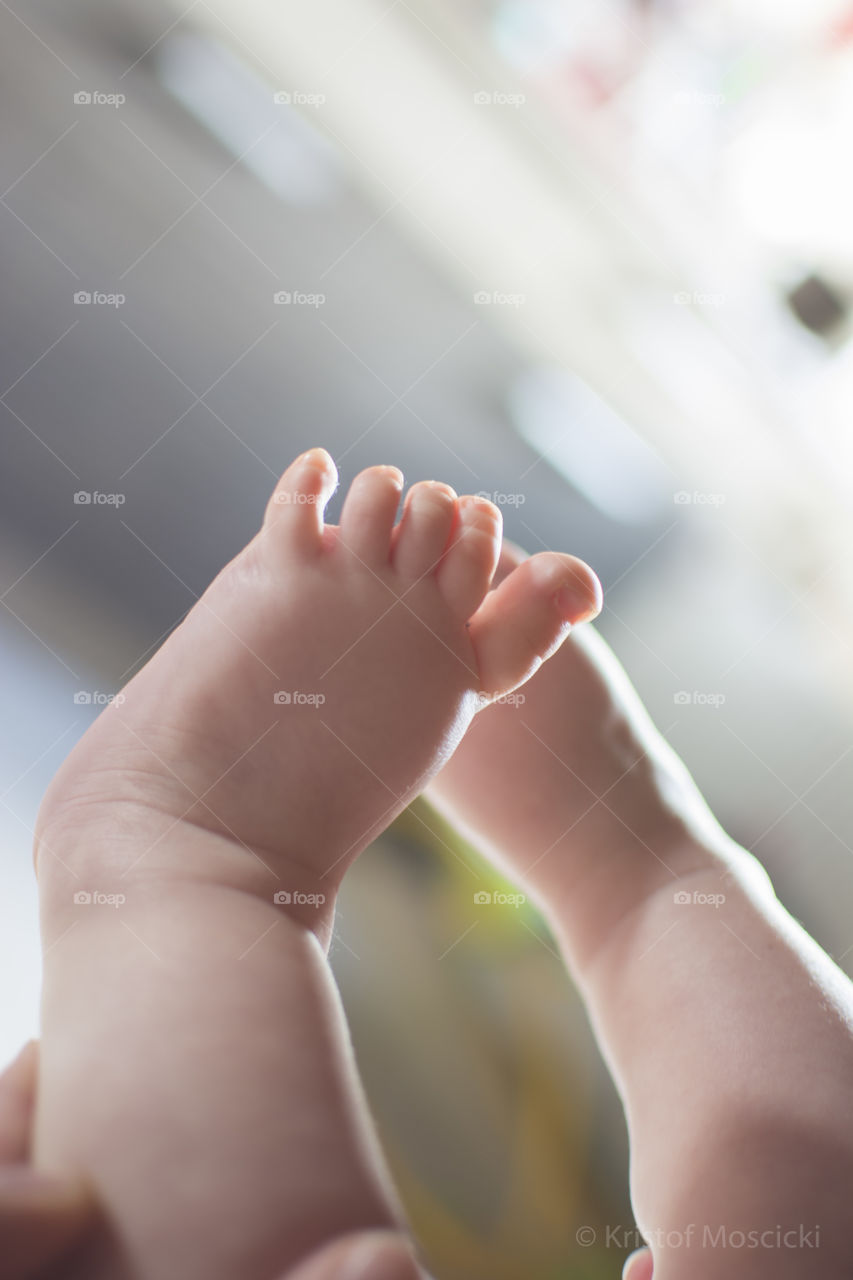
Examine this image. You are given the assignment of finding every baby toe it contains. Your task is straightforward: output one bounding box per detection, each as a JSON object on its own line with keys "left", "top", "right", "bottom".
{"left": 391, "top": 481, "right": 457, "bottom": 582}
{"left": 337, "top": 465, "right": 404, "bottom": 566}
{"left": 435, "top": 495, "right": 501, "bottom": 619}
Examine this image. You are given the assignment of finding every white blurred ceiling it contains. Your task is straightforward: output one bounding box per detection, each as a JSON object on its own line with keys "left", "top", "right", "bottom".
{"left": 2, "top": 0, "right": 853, "bottom": 1071}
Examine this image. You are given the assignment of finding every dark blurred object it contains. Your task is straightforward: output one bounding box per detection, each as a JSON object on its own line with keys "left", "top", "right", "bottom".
{"left": 786, "top": 273, "right": 848, "bottom": 341}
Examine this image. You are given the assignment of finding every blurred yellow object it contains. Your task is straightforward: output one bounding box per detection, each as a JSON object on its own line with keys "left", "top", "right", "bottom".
{"left": 332, "top": 801, "right": 633, "bottom": 1280}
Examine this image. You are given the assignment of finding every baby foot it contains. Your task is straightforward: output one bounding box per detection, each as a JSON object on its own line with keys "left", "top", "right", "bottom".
{"left": 427, "top": 541, "right": 731, "bottom": 964}
{"left": 36, "top": 451, "right": 596, "bottom": 933}
{"left": 31, "top": 454, "right": 601, "bottom": 1280}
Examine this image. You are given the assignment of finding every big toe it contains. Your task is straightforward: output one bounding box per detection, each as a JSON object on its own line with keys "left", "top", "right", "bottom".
{"left": 263, "top": 448, "right": 338, "bottom": 553}
{"left": 468, "top": 551, "right": 602, "bottom": 700}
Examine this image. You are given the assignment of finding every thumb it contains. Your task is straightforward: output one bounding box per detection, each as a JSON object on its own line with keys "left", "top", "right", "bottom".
{"left": 283, "top": 1230, "right": 430, "bottom": 1280}
{"left": 0, "top": 1166, "right": 96, "bottom": 1279}
{"left": 623, "top": 1245, "right": 653, "bottom": 1280}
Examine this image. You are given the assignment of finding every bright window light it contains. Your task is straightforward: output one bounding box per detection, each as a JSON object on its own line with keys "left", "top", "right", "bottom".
{"left": 509, "top": 368, "right": 673, "bottom": 524}
{"left": 157, "top": 32, "right": 342, "bottom": 205}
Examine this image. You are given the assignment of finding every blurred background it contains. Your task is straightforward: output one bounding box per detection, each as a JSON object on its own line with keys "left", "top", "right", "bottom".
{"left": 3, "top": 0, "right": 853, "bottom": 1275}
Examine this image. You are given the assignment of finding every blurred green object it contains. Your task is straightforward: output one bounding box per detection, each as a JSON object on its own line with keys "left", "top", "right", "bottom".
{"left": 332, "top": 800, "right": 635, "bottom": 1280}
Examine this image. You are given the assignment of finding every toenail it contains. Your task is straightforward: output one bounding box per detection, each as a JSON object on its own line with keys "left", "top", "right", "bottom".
{"left": 461, "top": 496, "right": 500, "bottom": 522}
{"left": 422, "top": 482, "right": 456, "bottom": 501}
{"left": 555, "top": 582, "right": 599, "bottom": 622}
{"left": 298, "top": 448, "right": 333, "bottom": 469}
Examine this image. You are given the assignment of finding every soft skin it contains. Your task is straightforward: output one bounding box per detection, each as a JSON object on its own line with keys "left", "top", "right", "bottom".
{"left": 428, "top": 544, "right": 853, "bottom": 1280}
{"left": 32, "top": 452, "right": 600, "bottom": 1280}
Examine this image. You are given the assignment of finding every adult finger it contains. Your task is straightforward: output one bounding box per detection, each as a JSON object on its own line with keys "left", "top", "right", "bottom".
{"left": 0, "top": 1167, "right": 96, "bottom": 1279}
{"left": 283, "top": 1230, "right": 430, "bottom": 1280}
{"left": 0, "top": 1043, "right": 38, "bottom": 1163}
{"left": 623, "top": 1245, "right": 654, "bottom": 1280}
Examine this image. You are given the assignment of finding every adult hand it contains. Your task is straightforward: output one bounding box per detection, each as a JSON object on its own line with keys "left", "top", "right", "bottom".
{"left": 0, "top": 1041, "right": 97, "bottom": 1279}
{"left": 0, "top": 1038, "right": 424, "bottom": 1280}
